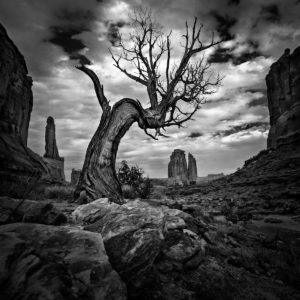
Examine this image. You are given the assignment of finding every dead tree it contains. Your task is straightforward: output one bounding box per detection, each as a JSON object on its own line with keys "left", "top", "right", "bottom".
{"left": 74, "top": 10, "right": 222, "bottom": 203}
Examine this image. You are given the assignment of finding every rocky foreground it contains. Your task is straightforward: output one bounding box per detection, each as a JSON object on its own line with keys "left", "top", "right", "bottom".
{"left": 1, "top": 169, "right": 299, "bottom": 300}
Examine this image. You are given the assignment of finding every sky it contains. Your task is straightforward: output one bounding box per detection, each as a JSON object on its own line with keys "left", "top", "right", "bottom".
{"left": 1, "top": 0, "right": 300, "bottom": 180}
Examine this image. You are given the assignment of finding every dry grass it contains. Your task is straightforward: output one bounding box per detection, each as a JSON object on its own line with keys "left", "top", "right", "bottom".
{"left": 44, "top": 185, "right": 75, "bottom": 200}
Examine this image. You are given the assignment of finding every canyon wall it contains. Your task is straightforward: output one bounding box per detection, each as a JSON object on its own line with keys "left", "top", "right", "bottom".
{"left": 0, "top": 24, "right": 48, "bottom": 195}
{"left": 266, "top": 47, "right": 300, "bottom": 149}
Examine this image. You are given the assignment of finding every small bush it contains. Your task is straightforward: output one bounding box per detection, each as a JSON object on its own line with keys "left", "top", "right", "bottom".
{"left": 117, "top": 160, "right": 152, "bottom": 199}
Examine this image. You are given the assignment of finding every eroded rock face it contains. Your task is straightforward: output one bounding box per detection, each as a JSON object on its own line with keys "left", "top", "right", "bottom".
{"left": 71, "top": 168, "right": 81, "bottom": 186}
{"left": 72, "top": 199, "right": 209, "bottom": 298}
{"left": 168, "top": 149, "right": 188, "bottom": 185}
{"left": 0, "top": 24, "right": 32, "bottom": 145}
{"left": 44, "top": 116, "right": 61, "bottom": 159}
{"left": 43, "top": 116, "right": 65, "bottom": 181}
{"left": 0, "top": 24, "right": 48, "bottom": 195}
{"left": 187, "top": 153, "right": 197, "bottom": 181}
{"left": 0, "top": 197, "right": 68, "bottom": 226}
{"left": 266, "top": 47, "right": 300, "bottom": 149}
{"left": 0, "top": 223, "right": 126, "bottom": 300}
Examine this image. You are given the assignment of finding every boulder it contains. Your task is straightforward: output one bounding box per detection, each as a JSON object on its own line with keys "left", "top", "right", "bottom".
{"left": 0, "top": 223, "right": 126, "bottom": 300}
{"left": 82, "top": 199, "right": 166, "bottom": 286}
{"left": 22, "top": 202, "right": 68, "bottom": 225}
{"left": 0, "top": 197, "right": 36, "bottom": 224}
{"left": 266, "top": 47, "right": 300, "bottom": 149}
{"left": 73, "top": 199, "right": 209, "bottom": 298}
{"left": 0, "top": 197, "right": 68, "bottom": 225}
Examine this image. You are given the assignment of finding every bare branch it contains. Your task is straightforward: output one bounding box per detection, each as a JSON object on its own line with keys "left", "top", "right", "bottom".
{"left": 109, "top": 8, "right": 223, "bottom": 131}
{"left": 76, "top": 65, "right": 110, "bottom": 111}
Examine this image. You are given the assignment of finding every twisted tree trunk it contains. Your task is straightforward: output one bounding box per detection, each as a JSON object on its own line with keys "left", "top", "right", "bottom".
{"left": 74, "top": 98, "right": 145, "bottom": 204}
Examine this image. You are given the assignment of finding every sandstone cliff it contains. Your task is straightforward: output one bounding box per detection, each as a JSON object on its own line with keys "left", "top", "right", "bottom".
{"left": 266, "top": 47, "right": 300, "bottom": 149}
{"left": 0, "top": 23, "right": 47, "bottom": 195}
{"left": 168, "top": 149, "right": 188, "bottom": 185}
{"left": 187, "top": 153, "right": 197, "bottom": 181}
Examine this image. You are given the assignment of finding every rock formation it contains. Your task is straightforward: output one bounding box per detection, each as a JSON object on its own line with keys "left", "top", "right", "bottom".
{"left": 266, "top": 47, "right": 300, "bottom": 149}
{"left": 43, "top": 116, "right": 65, "bottom": 181}
{"left": 0, "top": 23, "right": 48, "bottom": 195}
{"left": 187, "top": 153, "right": 197, "bottom": 182}
{"left": 168, "top": 149, "right": 188, "bottom": 185}
{"left": 44, "top": 116, "right": 61, "bottom": 159}
{"left": 71, "top": 168, "right": 81, "bottom": 186}
{"left": 168, "top": 150, "right": 198, "bottom": 185}
{"left": 0, "top": 223, "right": 126, "bottom": 299}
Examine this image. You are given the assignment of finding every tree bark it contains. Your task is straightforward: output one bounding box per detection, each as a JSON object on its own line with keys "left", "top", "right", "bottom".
{"left": 74, "top": 98, "right": 145, "bottom": 204}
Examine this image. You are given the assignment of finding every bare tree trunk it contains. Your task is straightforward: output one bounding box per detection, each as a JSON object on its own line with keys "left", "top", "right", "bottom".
{"left": 74, "top": 99, "right": 144, "bottom": 204}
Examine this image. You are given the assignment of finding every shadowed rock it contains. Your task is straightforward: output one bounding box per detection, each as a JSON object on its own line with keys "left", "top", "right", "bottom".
{"left": 71, "top": 168, "right": 81, "bottom": 186}
{"left": 0, "top": 23, "right": 48, "bottom": 196}
{"left": 168, "top": 149, "right": 188, "bottom": 185}
{"left": 187, "top": 153, "right": 197, "bottom": 181}
{"left": 44, "top": 116, "right": 61, "bottom": 159}
{"left": 43, "top": 116, "right": 65, "bottom": 181}
{"left": 266, "top": 46, "right": 300, "bottom": 149}
{"left": 0, "top": 223, "right": 126, "bottom": 299}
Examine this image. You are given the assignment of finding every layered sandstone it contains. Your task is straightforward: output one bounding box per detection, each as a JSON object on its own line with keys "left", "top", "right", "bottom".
{"left": 266, "top": 47, "right": 300, "bottom": 149}
{"left": 0, "top": 23, "right": 47, "bottom": 195}
{"left": 71, "top": 168, "right": 81, "bottom": 186}
{"left": 43, "top": 116, "right": 65, "bottom": 181}
{"left": 187, "top": 153, "right": 197, "bottom": 182}
{"left": 168, "top": 149, "right": 188, "bottom": 185}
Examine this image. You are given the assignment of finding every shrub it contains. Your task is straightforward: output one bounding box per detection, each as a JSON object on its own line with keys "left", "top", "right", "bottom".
{"left": 117, "top": 160, "right": 152, "bottom": 199}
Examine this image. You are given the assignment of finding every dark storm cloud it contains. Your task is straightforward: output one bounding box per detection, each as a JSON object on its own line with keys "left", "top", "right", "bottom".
{"left": 49, "top": 27, "right": 86, "bottom": 54}
{"left": 47, "top": 8, "right": 96, "bottom": 65}
{"left": 188, "top": 132, "right": 204, "bottom": 139}
{"left": 260, "top": 5, "right": 281, "bottom": 23}
{"left": 208, "top": 34, "right": 264, "bottom": 65}
{"left": 208, "top": 46, "right": 233, "bottom": 64}
{"left": 208, "top": 44, "right": 264, "bottom": 65}
{"left": 210, "top": 11, "right": 237, "bottom": 41}
{"left": 214, "top": 122, "right": 269, "bottom": 137}
{"left": 227, "top": 0, "right": 240, "bottom": 6}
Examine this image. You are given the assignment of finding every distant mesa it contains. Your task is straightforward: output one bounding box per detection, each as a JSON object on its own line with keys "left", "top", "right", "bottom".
{"left": 266, "top": 46, "right": 300, "bottom": 149}
{"left": 43, "top": 116, "right": 65, "bottom": 182}
{"left": 168, "top": 149, "right": 197, "bottom": 185}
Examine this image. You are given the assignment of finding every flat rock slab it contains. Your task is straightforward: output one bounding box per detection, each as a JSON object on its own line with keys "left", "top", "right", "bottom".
{"left": 0, "top": 223, "right": 126, "bottom": 300}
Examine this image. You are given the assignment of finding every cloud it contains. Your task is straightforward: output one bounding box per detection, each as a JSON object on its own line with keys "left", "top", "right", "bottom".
{"left": 1, "top": 0, "right": 299, "bottom": 180}
{"left": 210, "top": 11, "right": 237, "bottom": 41}
{"left": 213, "top": 121, "right": 269, "bottom": 137}
{"left": 188, "top": 132, "right": 204, "bottom": 138}
{"left": 260, "top": 5, "right": 281, "bottom": 24}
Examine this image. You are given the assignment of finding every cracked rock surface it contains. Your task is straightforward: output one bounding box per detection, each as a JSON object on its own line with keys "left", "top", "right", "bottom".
{"left": 0, "top": 223, "right": 126, "bottom": 300}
